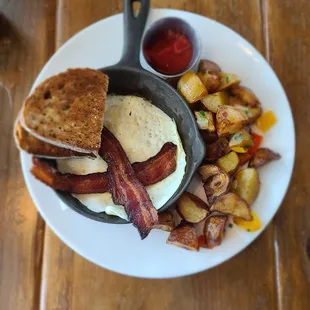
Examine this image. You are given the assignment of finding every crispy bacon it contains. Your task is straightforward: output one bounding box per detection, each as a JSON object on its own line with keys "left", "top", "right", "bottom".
{"left": 132, "top": 142, "right": 177, "bottom": 186}
{"left": 31, "top": 158, "right": 109, "bottom": 193}
{"left": 31, "top": 142, "right": 177, "bottom": 194}
{"left": 99, "top": 127, "right": 158, "bottom": 239}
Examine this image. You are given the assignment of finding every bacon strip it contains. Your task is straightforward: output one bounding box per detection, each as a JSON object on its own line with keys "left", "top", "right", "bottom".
{"left": 99, "top": 127, "right": 158, "bottom": 239}
{"left": 31, "top": 142, "right": 177, "bottom": 194}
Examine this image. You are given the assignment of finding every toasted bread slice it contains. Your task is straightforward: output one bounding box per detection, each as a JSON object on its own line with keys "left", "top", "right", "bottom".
{"left": 14, "top": 119, "right": 91, "bottom": 158}
{"left": 20, "top": 68, "right": 108, "bottom": 154}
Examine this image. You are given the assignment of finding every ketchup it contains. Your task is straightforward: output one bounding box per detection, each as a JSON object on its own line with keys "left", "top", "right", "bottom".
{"left": 143, "top": 29, "right": 193, "bottom": 75}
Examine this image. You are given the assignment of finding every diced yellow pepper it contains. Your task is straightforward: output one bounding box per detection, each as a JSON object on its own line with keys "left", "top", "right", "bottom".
{"left": 230, "top": 146, "right": 248, "bottom": 153}
{"left": 234, "top": 210, "right": 261, "bottom": 232}
{"left": 256, "top": 110, "right": 277, "bottom": 132}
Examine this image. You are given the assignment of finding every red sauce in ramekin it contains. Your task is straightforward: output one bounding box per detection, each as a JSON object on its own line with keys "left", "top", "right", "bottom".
{"left": 143, "top": 29, "right": 193, "bottom": 75}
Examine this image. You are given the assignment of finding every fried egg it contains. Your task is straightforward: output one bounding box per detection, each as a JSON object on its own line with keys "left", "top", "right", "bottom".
{"left": 57, "top": 95, "right": 186, "bottom": 220}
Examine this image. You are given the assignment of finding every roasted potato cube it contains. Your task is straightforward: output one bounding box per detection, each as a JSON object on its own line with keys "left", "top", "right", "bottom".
{"left": 230, "top": 101, "right": 262, "bottom": 124}
{"left": 234, "top": 210, "right": 261, "bottom": 232}
{"left": 210, "top": 193, "right": 252, "bottom": 221}
{"left": 204, "top": 215, "right": 228, "bottom": 248}
{"left": 249, "top": 148, "right": 281, "bottom": 169}
{"left": 229, "top": 129, "right": 254, "bottom": 149}
{"left": 234, "top": 168, "right": 260, "bottom": 205}
{"left": 231, "top": 85, "right": 260, "bottom": 107}
{"left": 204, "top": 173, "right": 230, "bottom": 205}
{"left": 198, "top": 59, "right": 221, "bottom": 73}
{"left": 177, "top": 71, "right": 208, "bottom": 104}
{"left": 216, "top": 105, "right": 249, "bottom": 136}
{"left": 205, "top": 137, "right": 230, "bottom": 161}
{"left": 153, "top": 211, "right": 175, "bottom": 232}
{"left": 177, "top": 192, "right": 209, "bottom": 223}
{"left": 194, "top": 110, "right": 215, "bottom": 132}
{"left": 217, "top": 73, "right": 241, "bottom": 91}
{"left": 167, "top": 222, "right": 198, "bottom": 251}
{"left": 201, "top": 92, "right": 228, "bottom": 113}
{"left": 197, "top": 71, "right": 221, "bottom": 92}
{"left": 216, "top": 151, "right": 239, "bottom": 175}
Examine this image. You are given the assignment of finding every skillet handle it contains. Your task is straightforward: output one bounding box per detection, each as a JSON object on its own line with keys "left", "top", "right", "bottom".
{"left": 118, "top": 0, "right": 150, "bottom": 67}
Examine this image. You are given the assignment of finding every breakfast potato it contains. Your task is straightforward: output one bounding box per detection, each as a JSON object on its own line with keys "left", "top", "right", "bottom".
{"left": 198, "top": 59, "right": 221, "bottom": 73}
{"left": 231, "top": 85, "right": 260, "bottom": 107}
{"left": 177, "top": 71, "right": 208, "bottom": 104}
{"left": 205, "top": 137, "right": 230, "bottom": 161}
{"left": 197, "top": 71, "right": 221, "bottom": 92}
{"left": 229, "top": 97, "right": 262, "bottom": 124}
{"left": 210, "top": 193, "right": 252, "bottom": 221}
{"left": 167, "top": 222, "right": 198, "bottom": 251}
{"left": 216, "top": 151, "right": 239, "bottom": 175}
{"left": 229, "top": 129, "right": 254, "bottom": 149}
{"left": 200, "top": 130, "right": 218, "bottom": 144}
{"left": 194, "top": 110, "right": 215, "bottom": 132}
{"left": 200, "top": 165, "right": 230, "bottom": 205}
{"left": 153, "top": 211, "right": 175, "bottom": 232}
{"left": 234, "top": 210, "right": 261, "bottom": 232}
{"left": 201, "top": 91, "right": 228, "bottom": 113}
{"left": 204, "top": 215, "right": 228, "bottom": 249}
{"left": 216, "top": 105, "right": 249, "bottom": 136}
{"left": 199, "top": 164, "right": 222, "bottom": 183}
{"left": 177, "top": 192, "right": 209, "bottom": 223}
{"left": 234, "top": 168, "right": 260, "bottom": 205}
{"left": 217, "top": 73, "right": 241, "bottom": 91}
{"left": 249, "top": 148, "right": 281, "bottom": 169}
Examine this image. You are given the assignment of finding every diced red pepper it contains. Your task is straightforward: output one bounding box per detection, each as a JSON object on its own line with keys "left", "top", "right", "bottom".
{"left": 238, "top": 133, "right": 263, "bottom": 165}
{"left": 248, "top": 133, "right": 263, "bottom": 156}
{"left": 198, "top": 235, "right": 208, "bottom": 249}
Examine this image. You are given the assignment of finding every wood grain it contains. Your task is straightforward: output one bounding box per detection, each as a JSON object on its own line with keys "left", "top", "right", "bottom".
{"left": 40, "top": 1, "right": 277, "bottom": 310}
{"left": 0, "top": 1, "right": 56, "bottom": 309}
{"left": 267, "top": 0, "right": 310, "bottom": 309}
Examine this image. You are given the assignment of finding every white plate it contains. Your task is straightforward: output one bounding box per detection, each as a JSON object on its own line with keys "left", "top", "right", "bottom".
{"left": 21, "top": 9, "right": 295, "bottom": 278}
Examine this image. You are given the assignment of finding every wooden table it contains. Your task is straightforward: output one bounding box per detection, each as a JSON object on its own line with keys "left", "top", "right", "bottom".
{"left": 1, "top": 0, "right": 309, "bottom": 309}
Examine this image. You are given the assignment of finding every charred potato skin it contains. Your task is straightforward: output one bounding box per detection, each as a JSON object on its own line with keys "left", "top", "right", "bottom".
{"left": 153, "top": 211, "right": 175, "bottom": 232}
{"left": 234, "top": 168, "right": 260, "bottom": 205}
{"left": 177, "top": 192, "right": 209, "bottom": 224}
{"left": 197, "top": 71, "right": 221, "bottom": 92}
{"left": 198, "top": 59, "right": 221, "bottom": 73}
{"left": 249, "top": 148, "right": 281, "bottom": 169}
{"left": 204, "top": 215, "right": 228, "bottom": 249}
{"left": 205, "top": 137, "right": 230, "bottom": 161}
{"left": 210, "top": 193, "right": 253, "bottom": 221}
{"left": 167, "top": 222, "right": 199, "bottom": 251}
{"left": 231, "top": 85, "right": 260, "bottom": 108}
{"left": 216, "top": 105, "right": 249, "bottom": 137}
{"left": 199, "top": 165, "right": 230, "bottom": 205}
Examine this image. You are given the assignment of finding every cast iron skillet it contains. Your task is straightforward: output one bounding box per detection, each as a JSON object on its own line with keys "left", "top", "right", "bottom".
{"left": 56, "top": 0, "right": 206, "bottom": 224}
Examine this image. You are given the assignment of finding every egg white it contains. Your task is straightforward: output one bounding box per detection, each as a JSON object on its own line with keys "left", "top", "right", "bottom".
{"left": 57, "top": 95, "right": 186, "bottom": 220}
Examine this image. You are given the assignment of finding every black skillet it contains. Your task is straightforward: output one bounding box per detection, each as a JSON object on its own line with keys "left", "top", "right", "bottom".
{"left": 56, "top": 0, "right": 206, "bottom": 224}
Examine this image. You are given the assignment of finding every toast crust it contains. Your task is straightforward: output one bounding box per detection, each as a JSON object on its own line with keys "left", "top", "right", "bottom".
{"left": 20, "top": 68, "right": 108, "bottom": 153}
{"left": 14, "top": 119, "right": 91, "bottom": 159}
